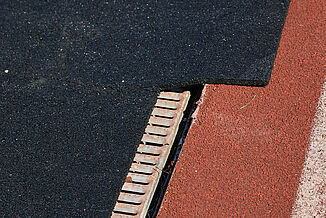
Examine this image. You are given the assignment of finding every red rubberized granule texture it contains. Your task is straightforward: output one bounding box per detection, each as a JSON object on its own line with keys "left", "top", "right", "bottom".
{"left": 158, "top": 0, "right": 326, "bottom": 217}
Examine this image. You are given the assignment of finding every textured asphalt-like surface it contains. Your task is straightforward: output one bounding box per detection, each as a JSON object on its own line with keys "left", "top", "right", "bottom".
{"left": 1, "top": 81, "right": 158, "bottom": 217}
{"left": 159, "top": 0, "right": 325, "bottom": 216}
{"left": 0, "top": 1, "right": 289, "bottom": 216}
{"left": 1, "top": 1, "right": 289, "bottom": 88}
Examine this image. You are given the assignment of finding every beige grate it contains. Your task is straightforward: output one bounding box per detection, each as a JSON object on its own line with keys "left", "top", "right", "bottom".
{"left": 112, "top": 91, "right": 190, "bottom": 218}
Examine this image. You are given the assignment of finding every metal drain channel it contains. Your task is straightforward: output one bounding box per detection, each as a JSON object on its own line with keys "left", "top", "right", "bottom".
{"left": 112, "top": 91, "right": 190, "bottom": 218}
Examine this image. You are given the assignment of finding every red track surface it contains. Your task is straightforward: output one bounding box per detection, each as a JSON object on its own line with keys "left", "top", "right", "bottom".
{"left": 159, "top": 1, "right": 325, "bottom": 217}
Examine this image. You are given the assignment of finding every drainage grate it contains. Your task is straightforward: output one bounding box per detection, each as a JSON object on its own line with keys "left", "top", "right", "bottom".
{"left": 112, "top": 91, "right": 190, "bottom": 217}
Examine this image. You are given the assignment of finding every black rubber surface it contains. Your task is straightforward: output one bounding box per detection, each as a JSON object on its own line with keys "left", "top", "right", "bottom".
{"left": 0, "top": 1, "right": 290, "bottom": 216}
{"left": 0, "top": 79, "right": 158, "bottom": 216}
{"left": 1, "top": 1, "right": 290, "bottom": 89}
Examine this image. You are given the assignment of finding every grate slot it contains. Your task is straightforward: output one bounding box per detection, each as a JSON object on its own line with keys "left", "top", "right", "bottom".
{"left": 158, "top": 92, "right": 181, "bottom": 101}
{"left": 155, "top": 99, "right": 178, "bottom": 110}
{"left": 112, "top": 91, "right": 190, "bottom": 217}
{"left": 140, "top": 141, "right": 164, "bottom": 147}
{"left": 121, "top": 183, "right": 147, "bottom": 195}
{"left": 137, "top": 144, "right": 161, "bottom": 155}
{"left": 133, "top": 153, "right": 158, "bottom": 165}
{"left": 149, "top": 117, "right": 173, "bottom": 127}
{"left": 151, "top": 108, "right": 176, "bottom": 118}
{"left": 117, "top": 193, "right": 143, "bottom": 204}
{"left": 129, "top": 163, "right": 154, "bottom": 175}
{"left": 141, "top": 134, "right": 167, "bottom": 145}
{"left": 113, "top": 203, "right": 139, "bottom": 215}
{"left": 136, "top": 151, "right": 160, "bottom": 157}
{"left": 145, "top": 126, "right": 169, "bottom": 136}
{"left": 125, "top": 173, "right": 151, "bottom": 185}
